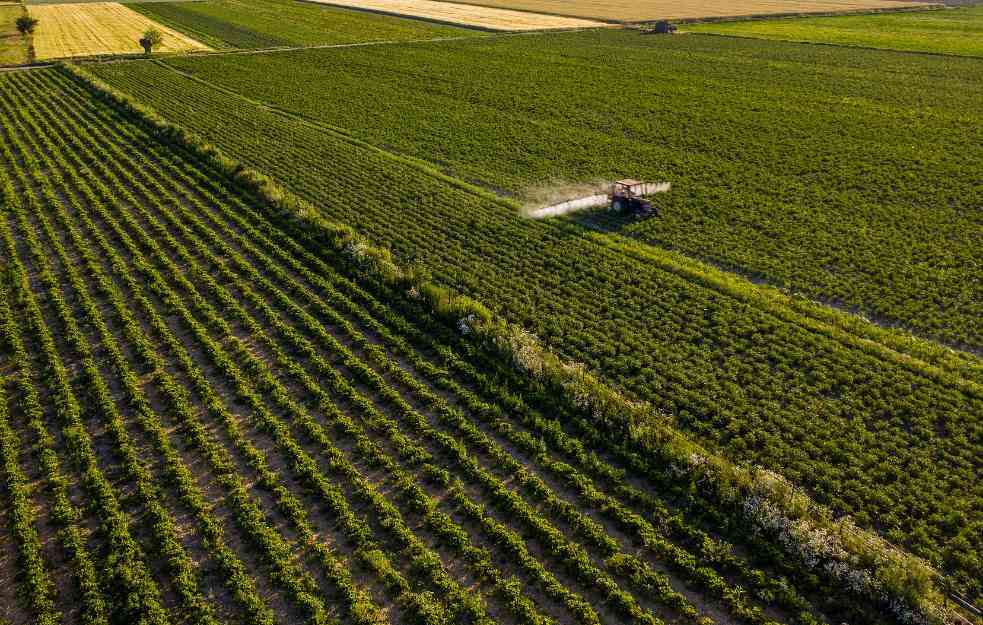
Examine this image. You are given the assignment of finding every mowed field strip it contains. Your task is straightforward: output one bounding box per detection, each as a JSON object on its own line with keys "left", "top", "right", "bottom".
{"left": 0, "top": 4, "right": 27, "bottom": 65}
{"left": 29, "top": 1, "right": 210, "bottom": 58}
{"left": 431, "top": 0, "right": 938, "bottom": 22}
{"left": 306, "top": 0, "right": 605, "bottom": 30}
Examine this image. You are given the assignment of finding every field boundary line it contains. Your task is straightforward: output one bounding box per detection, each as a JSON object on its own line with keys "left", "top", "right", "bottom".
{"left": 689, "top": 30, "right": 983, "bottom": 59}
{"left": 152, "top": 55, "right": 983, "bottom": 393}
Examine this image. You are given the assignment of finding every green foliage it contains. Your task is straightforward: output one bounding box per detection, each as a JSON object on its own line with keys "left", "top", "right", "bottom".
{"left": 61, "top": 60, "right": 963, "bottom": 622}
{"left": 0, "top": 46, "right": 960, "bottom": 625}
{"left": 1, "top": 60, "right": 950, "bottom": 625}
{"left": 139, "top": 27, "right": 163, "bottom": 54}
{"left": 687, "top": 6, "right": 983, "bottom": 57}
{"left": 150, "top": 29, "right": 983, "bottom": 350}
{"left": 130, "top": 0, "right": 478, "bottom": 49}
{"left": 89, "top": 35, "right": 983, "bottom": 603}
{"left": 14, "top": 15, "right": 38, "bottom": 36}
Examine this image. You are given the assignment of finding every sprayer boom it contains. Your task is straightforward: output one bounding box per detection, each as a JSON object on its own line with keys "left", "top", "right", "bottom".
{"left": 526, "top": 179, "right": 670, "bottom": 220}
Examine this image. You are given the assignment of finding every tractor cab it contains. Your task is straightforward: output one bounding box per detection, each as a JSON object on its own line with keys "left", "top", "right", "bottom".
{"left": 610, "top": 179, "right": 656, "bottom": 219}
{"left": 653, "top": 20, "right": 677, "bottom": 34}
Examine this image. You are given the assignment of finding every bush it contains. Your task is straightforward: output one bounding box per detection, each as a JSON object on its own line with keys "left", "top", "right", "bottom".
{"left": 139, "top": 28, "right": 163, "bottom": 54}
{"left": 16, "top": 15, "right": 39, "bottom": 36}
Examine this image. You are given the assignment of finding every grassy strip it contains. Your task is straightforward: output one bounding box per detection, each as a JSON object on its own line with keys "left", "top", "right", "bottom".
{"left": 59, "top": 60, "right": 953, "bottom": 625}
{"left": 0, "top": 4, "right": 29, "bottom": 65}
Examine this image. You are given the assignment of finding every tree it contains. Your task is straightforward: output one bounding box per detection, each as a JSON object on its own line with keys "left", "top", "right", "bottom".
{"left": 15, "top": 15, "right": 39, "bottom": 36}
{"left": 139, "top": 28, "right": 162, "bottom": 55}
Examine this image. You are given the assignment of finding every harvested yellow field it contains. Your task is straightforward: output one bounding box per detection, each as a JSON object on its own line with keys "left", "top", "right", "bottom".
{"left": 433, "top": 0, "right": 938, "bottom": 22}
{"left": 29, "top": 2, "right": 209, "bottom": 59}
{"left": 307, "top": 0, "right": 605, "bottom": 30}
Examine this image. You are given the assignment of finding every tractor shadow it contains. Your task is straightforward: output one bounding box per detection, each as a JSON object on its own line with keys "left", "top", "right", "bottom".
{"left": 567, "top": 207, "right": 649, "bottom": 234}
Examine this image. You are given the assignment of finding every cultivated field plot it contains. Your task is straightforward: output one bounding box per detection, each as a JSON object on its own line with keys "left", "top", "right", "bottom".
{"left": 306, "top": 0, "right": 604, "bottom": 30}
{"left": 148, "top": 31, "right": 983, "bottom": 352}
{"left": 29, "top": 1, "right": 208, "bottom": 59}
{"left": 0, "top": 4, "right": 27, "bottom": 65}
{"left": 688, "top": 4, "right": 983, "bottom": 55}
{"left": 93, "top": 34, "right": 983, "bottom": 601}
{"left": 0, "top": 64, "right": 899, "bottom": 625}
{"left": 132, "top": 0, "right": 477, "bottom": 49}
{"left": 426, "top": 0, "right": 937, "bottom": 22}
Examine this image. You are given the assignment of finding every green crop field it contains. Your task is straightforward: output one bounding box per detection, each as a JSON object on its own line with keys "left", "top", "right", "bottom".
{"left": 135, "top": 31, "right": 983, "bottom": 351}
{"left": 131, "top": 0, "right": 478, "bottom": 49}
{"left": 91, "top": 29, "right": 983, "bottom": 600}
{"left": 1, "top": 2, "right": 980, "bottom": 623}
{"left": 687, "top": 5, "right": 983, "bottom": 57}
{"left": 2, "top": 62, "right": 940, "bottom": 625}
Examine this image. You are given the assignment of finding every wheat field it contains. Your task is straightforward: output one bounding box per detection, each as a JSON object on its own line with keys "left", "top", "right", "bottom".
{"left": 429, "top": 0, "right": 938, "bottom": 22}
{"left": 29, "top": 2, "right": 210, "bottom": 59}
{"left": 307, "top": 0, "right": 605, "bottom": 30}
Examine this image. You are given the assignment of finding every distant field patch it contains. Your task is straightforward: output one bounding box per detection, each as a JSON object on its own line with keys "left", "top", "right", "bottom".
{"left": 132, "top": 0, "right": 478, "bottom": 48}
{"left": 26, "top": 0, "right": 200, "bottom": 4}
{"left": 431, "top": 0, "right": 938, "bottom": 22}
{"left": 307, "top": 0, "right": 605, "bottom": 30}
{"left": 30, "top": 1, "right": 210, "bottom": 58}
{"left": 0, "top": 4, "right": 28, "bottom": 64}
{"left": 688, "top": 5, "right": 983, "bottom": 55}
